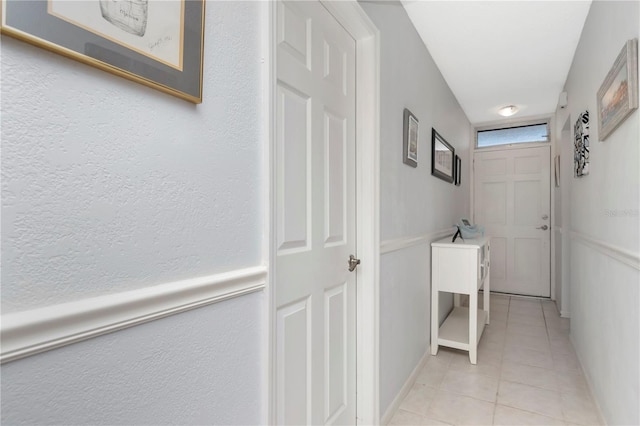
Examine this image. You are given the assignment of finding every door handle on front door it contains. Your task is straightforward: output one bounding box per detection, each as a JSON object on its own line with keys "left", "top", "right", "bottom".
{"left": 536, "top": 225, "right": 549, "bottom": 230}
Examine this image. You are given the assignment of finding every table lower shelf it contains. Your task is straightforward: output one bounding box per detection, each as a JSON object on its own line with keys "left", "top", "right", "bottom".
{"left": 437, "top": 307, "right": 488, "bottom": 351}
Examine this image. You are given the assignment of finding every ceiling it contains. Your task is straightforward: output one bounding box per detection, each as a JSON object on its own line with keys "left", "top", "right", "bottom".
{"left": 402, "top": 1, "right": 592, "bottom": 124}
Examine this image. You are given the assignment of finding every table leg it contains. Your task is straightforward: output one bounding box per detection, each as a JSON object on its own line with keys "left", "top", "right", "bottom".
{"left": 469, "top": 290, "right": 477, "bottom": 364}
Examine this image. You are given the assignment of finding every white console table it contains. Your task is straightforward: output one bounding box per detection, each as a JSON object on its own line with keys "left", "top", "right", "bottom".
{"left": 431, "top": 236, "right": 490, "bottom": 364}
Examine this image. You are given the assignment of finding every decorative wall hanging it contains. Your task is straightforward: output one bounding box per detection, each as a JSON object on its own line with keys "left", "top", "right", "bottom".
{"left": 574, "top": 111, "right": 590, "bottom": 177}
{"left": 403, "top": 109, "right": 419, "bottom": 167}
{"left": 431, "top": 128, "right": 455, "bottom": 183}
{"left": 1, "top": 0, "right": 205, "bottom": 103}
{"left": 454, "top": 155, "right": 461, "bottom": 186}
{"left": 597, "top": 38, "right": 638, "bottom": 140}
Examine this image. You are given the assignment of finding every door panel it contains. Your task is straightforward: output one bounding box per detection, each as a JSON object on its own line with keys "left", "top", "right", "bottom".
{"left": 276, "top": 1, "right": 357, "bottom": 424}
{"left": 474, "top": 146, "right": 551, "bottom": 297}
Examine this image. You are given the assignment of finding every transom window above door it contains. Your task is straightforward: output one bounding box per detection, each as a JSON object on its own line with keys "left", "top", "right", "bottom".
{"left": 476, "top": 122, "right": 550, "bottom": 148}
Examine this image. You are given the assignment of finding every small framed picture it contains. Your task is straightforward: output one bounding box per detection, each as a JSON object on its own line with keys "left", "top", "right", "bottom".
{"left": 597, "top": 39, "right": 638, "bottom": 141}
{"left": 431, "top": 128, "right": 455, "bottom": 183}
{"left": 403, "top": 108, "right": 418, "bottom": 167}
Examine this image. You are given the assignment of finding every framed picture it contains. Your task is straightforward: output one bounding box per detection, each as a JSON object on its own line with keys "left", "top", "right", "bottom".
{"left": 597, "top": 38, "right": 638, "bottom": 141}
{"left": 454, "top": 155, "right": 461, "bottom": 186}
{"left": 1, "top": 0, "right": 205, "bottom": 103}
{"left": 431, "top": 128, "right": 455, "bottom": 183}
{"left": 574, "top": 111, "right": 590, "bottom": 177}
{"left": 403, "top": 109, "right": 419, "bottom": 167}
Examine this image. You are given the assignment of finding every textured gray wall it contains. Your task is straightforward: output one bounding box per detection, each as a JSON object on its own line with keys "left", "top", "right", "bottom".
{"left": 360, "top": 1, "right": 471, "bottom": 417}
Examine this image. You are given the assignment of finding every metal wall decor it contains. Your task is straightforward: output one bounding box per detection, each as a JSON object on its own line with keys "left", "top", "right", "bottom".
{"left": 574, "top": 111, "right": 590, "bottom": 177}
{"left": 1, "top": 0, "right": 206, "bottom": 103}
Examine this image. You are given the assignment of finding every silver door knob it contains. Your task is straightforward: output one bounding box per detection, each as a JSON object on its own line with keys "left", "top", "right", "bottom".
{"left": 536, "top": 225, "right": 549, "bottom": 230}
{"left": 348, "top": 255, "right": 360, "bottom": 272}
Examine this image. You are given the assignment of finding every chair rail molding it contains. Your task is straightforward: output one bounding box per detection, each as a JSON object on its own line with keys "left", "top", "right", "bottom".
{"left": 570, "top": 230, "right": 640, "bottom": 271}
{"left": 380, "top": 228, "right": 454, "bottom": 254}
{"left": 0, "top": 265, "right": 267, "bottom": 364}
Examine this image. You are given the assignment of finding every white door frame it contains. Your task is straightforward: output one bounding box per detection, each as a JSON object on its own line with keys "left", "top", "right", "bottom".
{"left": 471, "top": 117, "right": 553, "bottom": 298}
{"left": 265, "top": 1, "right": 380, "bottom": 424}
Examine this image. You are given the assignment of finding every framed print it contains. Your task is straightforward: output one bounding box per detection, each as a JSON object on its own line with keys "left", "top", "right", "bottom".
{"left": 431, "top": 128, "right": 455, "bottom": 183}
{"left": 574, "top": 111, "right": 590, "bottom": 177}
{"left": 403, "top": 108, "right": 418, "bottom": 167}
{"left": 1, "top": 0, "right": 205, "bottom": 103}
{"left": 454, "top": 155, "right": 461, "bottom": 186}
{"left": 597, "top": 39, "right": 638, "bottom": 141}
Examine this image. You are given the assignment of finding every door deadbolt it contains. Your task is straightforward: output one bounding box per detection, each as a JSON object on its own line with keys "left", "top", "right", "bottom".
{"left": 348, "top": 255, "right": 360, "bottom": 272}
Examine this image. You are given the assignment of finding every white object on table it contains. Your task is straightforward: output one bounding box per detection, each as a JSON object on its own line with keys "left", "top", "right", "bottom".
{"left": 431, "top": 236, "right": 491, "bottom": 364}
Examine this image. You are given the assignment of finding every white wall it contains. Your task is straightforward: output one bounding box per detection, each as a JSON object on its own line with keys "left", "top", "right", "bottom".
{"left": 0, "top": 293, "right": 264, "bottom": 425}
{"left": 556, "top": 1, "right": 640, "bottom": 424}
{"left": 361, "top": 2, "right": 471, "bottom": 417}
{"left": 1, "top": 1, "right": 266, "bottom": 424}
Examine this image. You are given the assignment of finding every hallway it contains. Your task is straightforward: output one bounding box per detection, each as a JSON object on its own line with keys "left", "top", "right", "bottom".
{"left": 390, "top": 295, "right": 602, "bottom": 425}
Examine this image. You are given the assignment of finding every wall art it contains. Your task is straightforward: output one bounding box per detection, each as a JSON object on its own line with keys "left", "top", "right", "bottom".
{"left": 431, "top": 128, "right": 455, "bottom": 183}
{"left": 1, "top": 0, "right": 205, "bottom": 103}
{"left": 403, "top": 108, "right": 418, "bottom": 167}
{"left": 597, "top": 38, "right": 638, "bottom": 140}
{"left": 574, "top": 111, "right": 590, "bottom": 177}
{"left": 454, "top": 155, "right": 461, "bottom": 186}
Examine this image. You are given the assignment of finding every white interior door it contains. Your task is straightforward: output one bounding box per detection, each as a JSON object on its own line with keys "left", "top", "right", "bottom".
{"left": 275, "top": 1, "right": 357, "bottom": 424}
{"left": 474, "top": 146, "right": 551, "bottom": 297}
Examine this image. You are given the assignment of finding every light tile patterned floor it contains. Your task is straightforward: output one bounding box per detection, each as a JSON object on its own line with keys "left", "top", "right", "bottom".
{"left": 389, "top": 295, "right": 603, "bottom": 426}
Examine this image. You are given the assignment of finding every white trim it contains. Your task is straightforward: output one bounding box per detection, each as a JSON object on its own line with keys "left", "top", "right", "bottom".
{"left": 0, "top": 266, "right": 267, "bottom": 364}
{"left": 261, "top": 1, "right": 275, "bottom": 424}
{"left": 560, "top": 310, "right": 571, "bottom": 318}
{"left": 570, "top": 334, "right": 607, "bottom": 426}
{"left": 380, "top": 228, "right": 454, "bottom": 255}
{"left": 380, "top": 351, "right": 430, "bottom": 425}
{"left": 570, "top": 230, "right": 640, "bottom": 271}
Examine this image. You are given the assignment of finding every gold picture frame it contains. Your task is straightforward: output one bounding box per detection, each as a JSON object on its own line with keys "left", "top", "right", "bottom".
{"left": 1, "top": 0, "right": 205, "bottom": 103}
{"left": 597, "top": 39, "right": 638, "bottom": 141}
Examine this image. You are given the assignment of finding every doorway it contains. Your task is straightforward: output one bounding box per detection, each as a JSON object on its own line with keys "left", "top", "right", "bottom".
{"left": 268, "top": 1, "right": 380, "bottom": 424}
{"left": 474, "top": 145, "right": 551, "bottom": 297}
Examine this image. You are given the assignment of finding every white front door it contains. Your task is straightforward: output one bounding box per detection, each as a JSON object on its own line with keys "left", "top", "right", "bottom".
{"left": 474, "top": 146, "right": 551, "bottom": 297}
{"left": 275, "top": 1, "right": 357, "bottom": 424}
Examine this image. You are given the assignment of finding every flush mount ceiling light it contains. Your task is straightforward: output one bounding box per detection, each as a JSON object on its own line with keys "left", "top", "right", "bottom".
{"left": 498, "top": 105, "right": 519, "bottom": 117}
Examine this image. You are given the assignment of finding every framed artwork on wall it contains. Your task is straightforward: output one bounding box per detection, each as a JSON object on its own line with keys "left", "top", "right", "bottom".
{"left": 403, "top": 108, "right": 419, "bottom": 167}
{"left": 574, "top": 111, "right": 590, "bottom": 177}
{"left": 431, "top": 128, "right": 455, "bottom": 183}
{"left": 1, "top": 0, "right": 206, "bottom": 103}
{"left": 597, "top": 38, "right": 638, "bottom": 141}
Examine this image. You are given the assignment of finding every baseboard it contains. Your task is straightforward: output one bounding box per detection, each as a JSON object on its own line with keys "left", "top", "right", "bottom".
{"left": 569, "top": 335, "right": 608, "bottom": 426}
{"left": 380, "top": 350, "right": 430, "bottom": 425}
{"left": 1, "top": 265, "right": 267, "bottom": 363}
